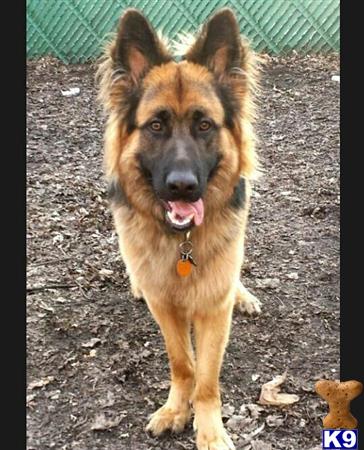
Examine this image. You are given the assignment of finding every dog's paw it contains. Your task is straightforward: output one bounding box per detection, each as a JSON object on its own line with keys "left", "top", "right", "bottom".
{"left": 194, "top": 410, "right": 235, "bottom": 450}
{"left": 235, "top": 284, "right": 262, "bottom": 316}
{"left": 146, "top": 404, "right": 191, "bottom": 435}
{"left": 236, "top": 293, "right": 262, "bottom": 316}
{"left": 196, "top": 426, "right": 235, "bottom": 450}
{"left": 130, "top": 283, "right": 144, "bottom": 301}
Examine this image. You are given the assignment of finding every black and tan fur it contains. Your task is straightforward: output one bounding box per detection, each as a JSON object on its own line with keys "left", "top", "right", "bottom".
{"left": 97, "top": 8, "right": 262, "bottom": 450}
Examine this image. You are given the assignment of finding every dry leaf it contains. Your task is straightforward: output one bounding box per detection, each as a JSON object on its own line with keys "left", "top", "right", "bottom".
{"left": 246, "top": 404, "right": 264, "bottom": 419}
{"left": 81, "top": 338, "right": 101, "bottom": 348}
{"left": 61, "top": 87, "right": 80, "bottom": 97}
{"left": 239, "top": 423, "right": 265, "bottom": 446}
{"left": 99, "top": 268, "right": 113, "bottom": 277}
{"left": 47, "top": 390, "right": 60, "bottom": 400}
{"left": 90, "top": 412, "right": 126, "bottom": 431}
{"left": 27, "top": 394, "right": 36, "bottom": 406}
{"left": 38, "top": 301, "right": 55, "bottom": 313}
{"left": 28, "top": 376, "right": 55, "bottom": 390}
{"left": 265, "top": 414, "right": 285, "bottom": 427}
{"left": 222, "top": 403, "right": 235, "bottom": 418}
{"left": 226, "top": 415, "right": 253, "bottom": 431}
{"left": 83, "top": 350, "right": 97, "bottom": 359}
{"left": 258, "top": 372, "right": 299, "bottom": 406}
{"left": 256, "top": 278, "right": 280, "bottom": 289}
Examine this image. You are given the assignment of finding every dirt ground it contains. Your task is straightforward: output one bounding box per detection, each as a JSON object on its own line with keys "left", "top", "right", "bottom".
{"left": 27, "top": 53, "right": 340, "bottom": 450}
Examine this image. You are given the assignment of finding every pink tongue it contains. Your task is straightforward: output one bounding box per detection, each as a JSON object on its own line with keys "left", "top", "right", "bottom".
{"left": 168, "top": 199, "right": 204, "bottom": 226}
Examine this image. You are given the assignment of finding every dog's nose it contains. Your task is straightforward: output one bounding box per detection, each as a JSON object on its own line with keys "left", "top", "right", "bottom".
{"left": 166, "top": 170, "right": 199, "bottom": 199}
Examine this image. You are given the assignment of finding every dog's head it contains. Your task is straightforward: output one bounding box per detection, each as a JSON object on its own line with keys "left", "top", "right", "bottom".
{"left": 98, "top": 8, "right": 259, "bottom": 232}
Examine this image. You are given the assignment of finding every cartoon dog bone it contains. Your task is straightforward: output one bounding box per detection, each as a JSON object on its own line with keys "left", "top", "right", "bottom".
{"left": 315, "top": 380, "right": 363, "bottom": 429}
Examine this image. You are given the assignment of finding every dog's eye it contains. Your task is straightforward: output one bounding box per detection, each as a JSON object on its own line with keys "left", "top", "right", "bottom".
{"left": 149, "top": 120, "right": 163, "bottom": 132}
{"left": 199, "top": 120, "right": 212, "bottom": 132}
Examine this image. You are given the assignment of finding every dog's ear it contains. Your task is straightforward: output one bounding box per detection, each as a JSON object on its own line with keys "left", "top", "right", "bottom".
{"left": 185, "top": 9, "right": 242, "bottom": 78}
{"left": 112, "top": 9, "right": 172, "bottom": 83}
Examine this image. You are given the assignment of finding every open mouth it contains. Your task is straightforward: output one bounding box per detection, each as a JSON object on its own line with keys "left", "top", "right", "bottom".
{"left": 162, "top": 199, "right": 204, "bottom": 231}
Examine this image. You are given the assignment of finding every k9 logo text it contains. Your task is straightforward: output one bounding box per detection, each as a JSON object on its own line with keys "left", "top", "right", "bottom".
{"left": 322, "top": 430, "right": 358, "bottom": 449}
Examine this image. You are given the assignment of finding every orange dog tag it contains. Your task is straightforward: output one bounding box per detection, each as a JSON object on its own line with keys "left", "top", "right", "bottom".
{"left": 177, "top": 258, "right": 192, "bottom": 277}
{"left": 177, "top": 232, "right": 197, "bottom": 277}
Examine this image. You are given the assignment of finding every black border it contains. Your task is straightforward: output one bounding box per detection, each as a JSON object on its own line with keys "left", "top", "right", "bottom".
{"left": 3, "top": 1, "right": 26, "bottom": 448}
{"left": 340, "top": 0, "right": 364, "bottom": 434}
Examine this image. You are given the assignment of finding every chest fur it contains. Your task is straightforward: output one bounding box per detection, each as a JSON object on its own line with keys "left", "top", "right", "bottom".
{"left": 113, "top": 203, "right": 249, "bottom": 312}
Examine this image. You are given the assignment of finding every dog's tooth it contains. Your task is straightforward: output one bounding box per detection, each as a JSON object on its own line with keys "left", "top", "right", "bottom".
{"left": 166, "top": 209, "right": 193, "bottom": 227}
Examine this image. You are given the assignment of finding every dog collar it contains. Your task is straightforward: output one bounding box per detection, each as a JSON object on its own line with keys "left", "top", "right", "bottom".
{"left": 176, "top": 231, "right": 197, "bottom": 277}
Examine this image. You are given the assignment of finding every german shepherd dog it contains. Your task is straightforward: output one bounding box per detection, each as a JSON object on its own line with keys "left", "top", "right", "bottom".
{"left": 97, "top": 8, "right": 262, "bottom": 449}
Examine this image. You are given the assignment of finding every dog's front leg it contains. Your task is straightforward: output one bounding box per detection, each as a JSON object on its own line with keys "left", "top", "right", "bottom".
{"left": 146, "top": 301, "right": 195, "bottom": 434}
{"left": 193, "top": 299, "right": 235, "bottom": 450}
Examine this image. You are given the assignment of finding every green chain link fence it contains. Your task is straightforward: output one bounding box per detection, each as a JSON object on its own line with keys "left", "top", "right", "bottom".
{"left": 27, "top": 0, "right": 340, "bottom": 63}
